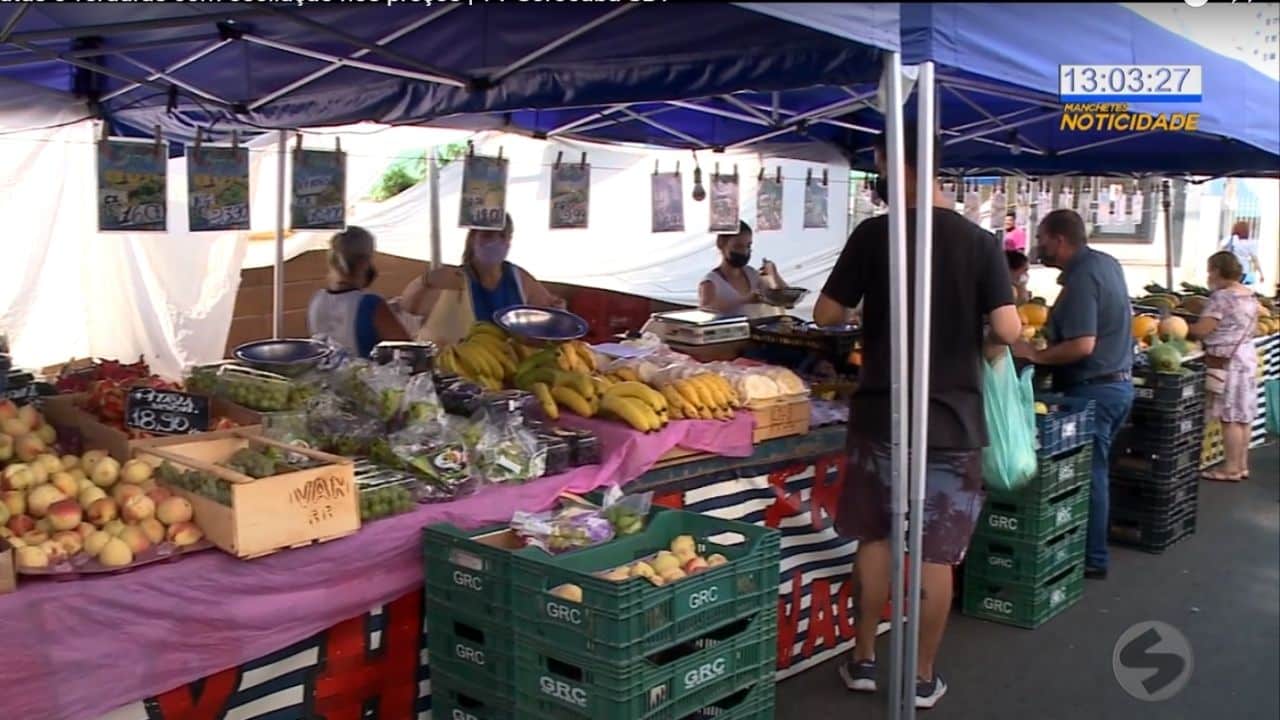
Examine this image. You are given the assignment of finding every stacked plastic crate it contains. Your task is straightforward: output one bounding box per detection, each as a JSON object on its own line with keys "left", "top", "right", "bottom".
{"left": 962, "top": 395, "right": 1095, "bottom": 629}
{"left": 1110, "top": 363, "right": 1206, "bottom": 552}
{"left": 423, "top": 509, "right": 781, "bottom": 720}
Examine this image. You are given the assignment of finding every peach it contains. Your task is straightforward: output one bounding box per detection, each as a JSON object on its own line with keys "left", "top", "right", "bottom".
{"left": 139, "top": 478, "right": 158, "bottom": 493}
{"left": 120, "top": 459, "right": 152, "bottom": 485}
{"left": 0, "top": 503, "right": 8, "bottom": 526}
{"left": 15, "top": 545, "right": 49, "bottom": 570}
{"left": 138, "top": 517, "right": 165, "bottom": 545}
{"left": 47, "top": 499, "right": 83, "bottom": 531}
{"left": 71, "top": 470, "right": 89, "bottom": 486}
{"left": 166, "top": 521, "right": 204, "bottom": 547}
{"left": 14, "top": 434, "right": 47, "bottom": 463}
{"left": 0, "top": 434, "right": 13, "bottom": 462}
{"left": 97, "top": 537, "right": 133, "bottom": 567}
{"left": 76, "top": 522, "right": 96, "bottom": 540}
{"left": 83, "top": 530, "right": 112, "bottom": 557}
{"left": 39, "top": 540, "right": 68, "bottom": 565}
{"left": 6, "top": 514, "right": 36, "bottom": 536}
{"left": 36, "top": 424, "right": 57, "bottom": 446}
{"left": 146, "top": 487, "right": 174, "bottom": 506}
{"left": 26, "top": 484, "right": 68, "bottom": 518}
{"left": 35, "top": 454, "right": 63, "bottom": 476}
{"left": 35, "top": 517, "right": 51, "bottom": 534}
{"left": 21, "top": 530, "right": 50, "bottom": 546}
{"left": 156, "top": 496, "right": 193, "bottom": 525}
{"left": 0, "top": 400, "right": 17, "bottom": 421}
{"left": 683, "top": 556, "right": 709, "bottom": 574}
{"left": 102, "top": 519, "right": 126, "bottom": 537}
{"left": 61, "top": 455, "right": 81, "bottom": 471}
{"left": 4, "top": 534, "right": 23, "bottom": 548}
{"left": 27, "top": 461, "right": 49, "bottom": 486}
{"left": 1, "top": 490, "right": 25, "bottom": 516}
{"left": 1, "top": 464, "right": 34, "bottom": 491}
{"left": 111, "top": 483, "right": 143, "bottom": 506}
{"left": 17, "top": 404, "right": 43, "bottom": 431}
{"left": 117, "top": 525, "right": 151, "bottom": 555}
{"left": 86, "top": 498, "right": 118, "bottom": 527}
{"left": 80, "top": 450, "right": 107, "bottom": 476}
{"left": 51, "top": 530, "right": 83, "bottom": 556}
{"left": 0, "top": 525, "right": 10, "bottom": 539}
{"left": 78, "top": 486, "right": 108, "bottom": 509}
{"left": 122, "top": 495, "right": 155, "bottom": 523}
{"left": 0, "top": 418, "right": 27, "bottom": 437}
{"left": 50, "top": 472, "right": 79, "bottom": 499}
{"left": 91, "top": 456, "right": 121, "bottom": 488}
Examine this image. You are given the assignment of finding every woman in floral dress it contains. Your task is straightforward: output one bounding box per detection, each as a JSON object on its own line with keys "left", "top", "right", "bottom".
{"left": 1189, "top": 251, "right": 1259, "bottom": 481}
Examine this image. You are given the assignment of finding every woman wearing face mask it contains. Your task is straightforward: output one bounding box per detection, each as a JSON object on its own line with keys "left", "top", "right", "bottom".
{"left": 698, "top": 221, "right": 788, "bottom": 316}
{"left": 399, "top": 214, "right": 563, "bottom": 346}
{"left": 307, "top": 226, "right": 411, "bottom": 357}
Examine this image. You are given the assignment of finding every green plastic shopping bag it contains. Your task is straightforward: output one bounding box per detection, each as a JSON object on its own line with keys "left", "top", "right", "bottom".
{"left": 981, "top": 348, "right": 1038, "bottom": 492}
{"left": 1266, "top": 379, "right": 1279, "bottom": 436}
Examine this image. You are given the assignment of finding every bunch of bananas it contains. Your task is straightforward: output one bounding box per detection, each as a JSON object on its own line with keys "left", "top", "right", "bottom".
{"left": 657, "top": 373, "right": 740, "bottom": 421}
{"left": 513, "top": 351, "right": 601, "bottom": 421}
{"left": 437, "top": 322, "right": 517, "bottom": 391}
{"left": 597, "top": 379, "right": 669, "bottom": 432}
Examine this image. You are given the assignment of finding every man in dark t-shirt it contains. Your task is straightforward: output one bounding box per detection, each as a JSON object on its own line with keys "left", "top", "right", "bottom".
{"left": 814, "top": 127, "right": 1021, "bottom": 710}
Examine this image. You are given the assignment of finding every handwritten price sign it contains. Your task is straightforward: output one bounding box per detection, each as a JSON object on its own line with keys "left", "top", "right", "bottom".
{"left": 125, "top": 388, "right": 211, "bottom": 435}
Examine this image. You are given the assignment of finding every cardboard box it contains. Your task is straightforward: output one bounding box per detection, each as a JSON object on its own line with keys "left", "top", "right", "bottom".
{"left": 41, "top": 393, "right": 262, "bottom": 461}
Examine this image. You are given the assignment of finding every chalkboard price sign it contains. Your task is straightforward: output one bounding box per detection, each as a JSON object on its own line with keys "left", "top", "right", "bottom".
{"left": 125, "top": 388, "right": 211, "bottom": 435}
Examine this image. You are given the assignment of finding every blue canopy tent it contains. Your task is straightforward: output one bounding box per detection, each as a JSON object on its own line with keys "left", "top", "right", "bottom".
{"left": 0, "top": 3, "right": 896, "bottom": 143}
{"left": 400, "top": 4, "right": 1279, "bottom": 178}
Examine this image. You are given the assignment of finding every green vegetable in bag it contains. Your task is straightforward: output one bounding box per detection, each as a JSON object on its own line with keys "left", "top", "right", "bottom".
{"left": 981, "top": 349, "right": 1038, "bottom": 492}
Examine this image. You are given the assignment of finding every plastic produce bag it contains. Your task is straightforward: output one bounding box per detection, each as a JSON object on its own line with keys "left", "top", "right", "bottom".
{"left": 336, "top": 360, "right": 409, "bottom": 423}
{"left": 599, "top": 485, "right": 651, "bottom": 536}
{"left": 386, "top": 418, "right": 479, "bottom": 503}
{"left": 512, "top": 505, "right": 615, "bottom": 554}
{"left": 401, "top": 373, "right": 443, "bottom": 428}
{"left": 981, "top": 349, "right": 1038, "bottom": 492}
{"left": 474, "top": 412, "right": 547, "bottom": 484}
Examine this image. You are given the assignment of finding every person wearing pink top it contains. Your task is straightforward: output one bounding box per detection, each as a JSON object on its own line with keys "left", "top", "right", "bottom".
{"left": 1002, "top": 211, "right": 1027, "bottom": 252}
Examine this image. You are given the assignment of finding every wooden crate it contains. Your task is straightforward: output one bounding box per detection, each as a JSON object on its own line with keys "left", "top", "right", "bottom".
{"left": 41, "top": 393, "right": 262, "bottom": 461}
{"left": 750, "top": 396, "right": 812, "bottom": 443}
{"left": 133, "top": 430, "right": 359, "bottom": 560}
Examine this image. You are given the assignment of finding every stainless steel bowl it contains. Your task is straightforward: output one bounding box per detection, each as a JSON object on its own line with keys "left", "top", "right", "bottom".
{"left": 761, "top": 287, "right": 810, "bottom": 308}
{"left": 232, "top": 338, "right": 331, "bottom": 377}
{"left": 494, "top": 305, "right": 589, "bottom": 342}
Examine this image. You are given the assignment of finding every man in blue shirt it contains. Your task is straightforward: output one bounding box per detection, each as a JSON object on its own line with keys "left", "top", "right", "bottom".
{"left": 1013, "top": 209, "right": 1134, "bottom": 579}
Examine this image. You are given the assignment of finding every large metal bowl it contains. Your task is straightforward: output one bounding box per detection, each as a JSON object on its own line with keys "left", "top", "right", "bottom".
{"left": 494, "top": 305, "right": 589, "bottom": 342}
{"left": 232, "top": 338, "right": 331, "bottom": 377}
{"left": 761, "top": 287, "right": 810, "bottom": 308}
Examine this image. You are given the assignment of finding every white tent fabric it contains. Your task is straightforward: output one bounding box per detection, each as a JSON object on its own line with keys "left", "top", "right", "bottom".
{"left": 244, "top": 129, "right": 853, "bottom": 317}
{"left": 1, "top": 81, "right": 248, "bottom": 379}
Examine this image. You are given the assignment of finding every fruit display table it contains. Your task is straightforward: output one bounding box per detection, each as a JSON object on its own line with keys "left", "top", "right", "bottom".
{"left": 2, "top": 412, "right": 861, "bottom": 720}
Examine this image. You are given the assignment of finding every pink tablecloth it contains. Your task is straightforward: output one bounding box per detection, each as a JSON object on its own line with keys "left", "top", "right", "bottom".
{"left": 0, "top": 415, "right": 754, "bottom": 720}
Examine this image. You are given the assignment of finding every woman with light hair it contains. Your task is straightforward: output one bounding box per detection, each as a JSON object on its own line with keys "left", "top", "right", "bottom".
{"left": 306, "top": 226, "right": 410, "bottom": 357}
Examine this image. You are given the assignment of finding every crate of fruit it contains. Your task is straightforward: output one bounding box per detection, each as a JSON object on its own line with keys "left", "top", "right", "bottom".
{"left": 965, "top": 521, "right": 1085, "bottom": 586}
{"left": 508, "top": 508, "right": 780, "bottom": 665}
{"left": 1034, "top": 394, "right": 1095, "bottom": 456}
{"left": 1131, "top": 362, "right": 1205, "bottom": 409}
{"left": 978, "top": 483, "right": 1090, "bottom": 544}
{"left": 422, "top": 522, "right": 525, "bottom": 622}
{"left": 513, "top": 613, "right": 775, "bottom": 720}
{"left": 962, "top": 563, "right": 1084, "bottom": 629}
{"left": 134, "top": 429, "right": 358, "bottom": 559}
{"left": 1112, "top": 441, "right": 1201, "bottom": 484}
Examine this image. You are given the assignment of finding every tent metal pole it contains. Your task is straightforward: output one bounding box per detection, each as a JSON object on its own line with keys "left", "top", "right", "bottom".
{"left": 719, "top": 94, "right": 775, "bottom": 124}
{"left": 903, "top": 60, "right": 936, "bottom": 720}
{"left": 942, "top": 85, "right": 1045, "bottom": 153}
{"left": 489, "top": 4, "right": 638, "bottom": 83}
{"left": 547, "top": 104, "right": 630, "bottom": 135}
{"left": 429, "top": 149, "right": 442, "bottom": 271}
{"left": 619, "top": 108, "right": 706, "bottom": 147}
{"left": 942, "top": 111, "right": 1060, "bottom": 147}
{"left": 1058, "top": 130, "right": 1158, "bottom": 156}
{"left": 883, "top": 50, "right": 910, "bottom": 720}
{"left": 273, "top": 130, "right": 287, "bottom": 339}
{"left": 1162, "top": 180, "right": 1174, "bottom": 290}
{"left": 117, "top": 55, "right": 232, "bottom": 105}
{"left": 934, "top": 75, "right": 1062, "bottom": 110}
{"left": 770, "top": 92, "right": 780, "bottom": 124}
{"left": 242, "top": 34, "right": 466, "bottom": 87}
{"left": 725, "top": 93, "right": 879, "bottom": 150}
{"left": 100, "top": 40, "right": 231, "bottom": 101}
{"left": 0, "top": 5, "right": 31, "bottom": 45}
{"left": 572, "top": 107, "right": 676, "bottom": 135}
{"left": 249, "top": 10, "right": 456, "bottom": 111}
{"left": 667, "top": 100, "right": 771, "bottom": 128}
{"left": 5, "top": 9, "right": 272, "bottom": 43}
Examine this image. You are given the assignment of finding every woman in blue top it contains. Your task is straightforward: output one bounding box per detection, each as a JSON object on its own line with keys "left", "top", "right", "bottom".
{"left": 306, "top": 226, "right": 410, "bottom": 357}
{"left": 399, "top": 214, "right": 563, "bottom": 345}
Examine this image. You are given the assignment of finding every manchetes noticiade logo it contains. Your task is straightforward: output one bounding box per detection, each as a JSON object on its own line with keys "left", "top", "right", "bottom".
{"left": 1060, "top": 103, "right": 1201, "bottom": 133}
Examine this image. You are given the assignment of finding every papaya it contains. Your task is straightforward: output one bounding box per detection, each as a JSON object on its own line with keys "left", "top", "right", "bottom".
{"left": 1018, "top": 302, "right": 1049, "bottom": 328}
{"left": 1132, "top": 314, "right": 1159, "bottom": 341}
{"left": 1158, "top": 315, "right": 1189, "bottom": 341}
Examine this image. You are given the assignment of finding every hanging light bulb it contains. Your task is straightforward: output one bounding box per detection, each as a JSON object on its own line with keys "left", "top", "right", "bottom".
{"left": 691, "top": 165, "right": 706, "bottom": 202}
{"left": 1009, "top": 130, "right": 1022, "bottom": 156}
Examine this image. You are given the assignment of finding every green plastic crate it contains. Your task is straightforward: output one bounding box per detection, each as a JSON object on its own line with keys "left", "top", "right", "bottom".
{"left": 978, "top": 482, "right": 1090, "bottom": 544}
{"left": 426, "top": 603, "right": 516, "bottom": 702}
{"left": 965, "top": 521, "right": 1086, "bottom": 586}
{"left": 682, "top": 680, "right": 776, "bottom": 720}
{"left": 423, "top": 522, "right": 522, "bottom": 621}
{"left": 509, "top": 509, "right": 780, "bottom": 665}
{"left": 431, "top": 670, "right": 515, "bottom": 720}
{"left": 962, "top": 563, "right": 1084, "bottom": 629}
{"left": 990, "top": 445, "right": 1091, "bottom": 504}
{"left": 513, "top": 614, "right": 776, "bottom": 720}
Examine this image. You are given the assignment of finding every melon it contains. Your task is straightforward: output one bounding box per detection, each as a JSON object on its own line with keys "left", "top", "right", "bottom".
{"left": 1018, "top": 303, "right": 1049, "bottom": 328}
{"left": 1132, "top": 314, "right": 1159, "bottom": 341}
{"left": 1158, "top": 315, "right": 1189, "bottom": 341}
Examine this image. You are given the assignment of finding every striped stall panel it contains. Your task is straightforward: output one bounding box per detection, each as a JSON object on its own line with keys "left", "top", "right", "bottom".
{"left": 1251, "top": 335, "right": 1279, "bottom": 448}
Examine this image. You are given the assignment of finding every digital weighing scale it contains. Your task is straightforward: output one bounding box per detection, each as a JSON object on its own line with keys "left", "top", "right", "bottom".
{"left": 642, "top": 309, "right": 752, "bottom": 346}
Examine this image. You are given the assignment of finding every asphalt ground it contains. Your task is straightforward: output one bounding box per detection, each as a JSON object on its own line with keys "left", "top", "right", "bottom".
{"left": 777, "top": 444, "right": 1280, "bottom": 720}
